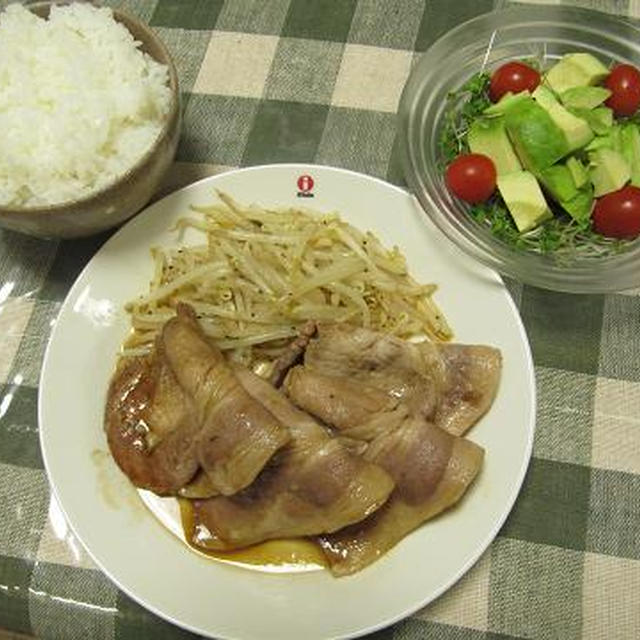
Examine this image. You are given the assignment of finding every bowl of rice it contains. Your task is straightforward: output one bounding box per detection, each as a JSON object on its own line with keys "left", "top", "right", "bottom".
{"left": 0, "top": 2, "right": 180, "bottom": 238}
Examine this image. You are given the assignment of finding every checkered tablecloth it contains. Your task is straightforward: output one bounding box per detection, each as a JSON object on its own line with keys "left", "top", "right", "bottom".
{"left": 1, "top": 0, "right": 639, "bottom": 638}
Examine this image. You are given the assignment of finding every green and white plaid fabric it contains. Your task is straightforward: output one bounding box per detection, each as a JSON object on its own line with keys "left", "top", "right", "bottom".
{"left": 1, "top": 1, "right": 639, "bottom": 638}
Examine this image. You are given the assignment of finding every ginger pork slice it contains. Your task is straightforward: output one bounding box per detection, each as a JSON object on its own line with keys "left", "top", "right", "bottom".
{"left": 317, "top": 416, "right": 484, "bottom": 576}
{"left": 297, "top": 323, "right": 502, "bottom": 436}
{"left": 187, "top": 367, "right": 395, "bottom": 551}
{"left": 104, "top": 349, "right": 201, "bottom": 496}
{"left": 429, "top": 343, "right": 502, "bottom": 436}
{"left": 283, "top": 365, "right": 409, "bottom": 441}
{"left": 159, "top": 303, "right": 291, "bottom": 496}
{"left": 104, "top": 303, "right": 291, "bottom": 497}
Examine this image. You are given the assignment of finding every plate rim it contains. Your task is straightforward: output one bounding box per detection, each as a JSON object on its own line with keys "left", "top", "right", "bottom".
{"left": 37, "top": 163, "right": 536, "bottom": 640}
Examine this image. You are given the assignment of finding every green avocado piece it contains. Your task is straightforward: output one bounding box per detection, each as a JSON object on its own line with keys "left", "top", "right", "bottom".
{"left": 539, "top": 164, "right": 578, "bottom": 202}
{"left": 560, "top": 86, "right": 612, "bottom": 109}
{"left": 584, "top": 123, "right": 621, "bottom": 152}
{"left": 467, "top": 117, "right": 522, "bottom": 175}
{"left": 504, "top": 97, "right": 569, "bottom": 172}
{"left": 545, "top": 62, "right": 588, "bottom": 94}
{"left": 570, "top": 106, "right": 613, "bottom": 136}
{"left": 589, "top": 148, "right": 631, "bottom": 196}
{"left": 610, "top": 125, "right": 624, "bottom": 153}
{"left": 585, "top": 133, "right": 613, "bottom": 152}
{"left": 566, "top": 156, "right": 589, "bottom": 189}
{"left": 620, "top": 123, "right": 640, "bottom": 187}
{"left": 532, "top": 85, "right": 594, "bottom": 151}
{"left": 497, "top": 170, "right": 553, "bottom": 232}
{"left": 559, "top": 185, "right": 594, "bottom": 222}
{"left": 483, "top": 90, "right": 530, "bottom": 116}
{"left": 545, "top": 53, "right": 609, "bottom": 94}
{"left": 591, "top": 108, "right": 614, "bottom": 134}
{"left": 532, "top": 84, "right": 558, "bottom": 110}
{"left": 566, "top": 53, "right": 610, "bottom": 83}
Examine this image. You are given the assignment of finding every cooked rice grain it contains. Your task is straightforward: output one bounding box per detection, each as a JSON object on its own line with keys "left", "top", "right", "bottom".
{"left": 0, "top": 3, "right": 171, "bottom": 207}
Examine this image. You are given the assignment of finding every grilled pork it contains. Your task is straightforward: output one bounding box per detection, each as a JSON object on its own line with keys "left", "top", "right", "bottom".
{"left": 288, "top": 323, "right": 501, "bottom": 436}
{"left": 318, "top": 416, "right": 484, "bottom": 576}
{"left": 104, "top": 304, "right": 290, "bottom": 497}
{"left": 104, "top": 352, "right": 201, "bottom": 496}
{"left": 188, "top": 367, "right": 395, "bottom": 550}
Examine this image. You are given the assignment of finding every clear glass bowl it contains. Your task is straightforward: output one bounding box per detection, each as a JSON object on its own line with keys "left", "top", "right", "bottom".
{"left": 398, "top": 4, "right": 640, "bottom": 293}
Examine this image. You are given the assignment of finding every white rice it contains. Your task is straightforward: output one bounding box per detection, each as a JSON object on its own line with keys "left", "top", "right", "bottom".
{"left": 0, "top": 3, "right": 172, "bottom": 208}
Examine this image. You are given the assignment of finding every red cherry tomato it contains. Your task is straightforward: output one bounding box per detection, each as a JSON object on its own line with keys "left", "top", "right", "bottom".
{"left": 445, "top": 153, "right": 497, "bottom": 204}
{"left": 592, "top": 185, "right": 640, "bottom": 238}
{"left": 489, "top": 62, "right": 541, "bottom": 102}
{"left": 604, "top": 64, "right": 640, "bottom": 116}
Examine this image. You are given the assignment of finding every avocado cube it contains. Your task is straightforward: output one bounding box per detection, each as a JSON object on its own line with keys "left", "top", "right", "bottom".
{"left": 533, "top": 86, "right": 594, "bottom": 151}
{"left": 532, "top": 85, "right": 559, "bottom": 109}
{"left": 570, "top": 106, "right": 613, "bottom": 136}
{"left": 539, "top": 164, "right": 579, "bottom": 202}
{"left": 566, "top": 157, "right": 589, "bottom": 189}
{"left": 545, "top": 53, "right": 609, "bottom": 94}
{"left": 468, "top": 117, "right": 522, "bottom": 175}
{"left": 560, "top": 86, "right": 612, "bottom": 109}
{"left": 588, "top": 148, "right": 631, "bottom": 196}
{"left": 497, "top": 170, "right": 553, "bottom": 232}
{"left": 585, "top": 133, "right": 613, "bottom": 152}
{"left": 483, "top": 90, "right": 530, "bottom": 116}
{"left": 560, "top": 185, "right": 594, "bottom": 222}
{"left": 505, "top": 98, "right": 570, "bottom": 172}
{"left": 566, "top": 53, "right": 610, "bottom": 83}
{"left": 610, "top": 125, "right": 624, "bottom": 153}
{"left": 620, "top": 124, "right": 640, "bottom": 187}
{"left": 545, "top": 61, "right": 589, "bottom": 94}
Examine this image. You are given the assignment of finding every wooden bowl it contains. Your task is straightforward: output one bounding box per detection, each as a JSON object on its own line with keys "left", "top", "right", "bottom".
{"left": 0, "top": 2, "right": 181, "bottom": 238}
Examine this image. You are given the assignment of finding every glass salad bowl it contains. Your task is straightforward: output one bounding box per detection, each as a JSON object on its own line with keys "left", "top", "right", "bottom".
{"left": 398, "top": 4, "right": 640, "bottom": 293}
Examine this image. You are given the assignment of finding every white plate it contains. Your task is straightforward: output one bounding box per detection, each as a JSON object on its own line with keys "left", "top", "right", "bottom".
{"left": 39, "top": 164, "right": 536, "bottom": 640}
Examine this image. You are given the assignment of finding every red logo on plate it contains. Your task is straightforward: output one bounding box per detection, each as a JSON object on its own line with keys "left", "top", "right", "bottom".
{"left": 297, "top": 174, "right": 315, "bottom": 198}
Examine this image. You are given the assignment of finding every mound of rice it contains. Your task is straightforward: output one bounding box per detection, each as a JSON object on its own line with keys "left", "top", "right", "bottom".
{"left": 0, "top": 3, "right": 172, "bottom": 208}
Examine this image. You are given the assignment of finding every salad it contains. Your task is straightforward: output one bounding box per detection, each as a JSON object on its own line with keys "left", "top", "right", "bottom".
{"left": 440, "top": 52, "right": 640, "bottom": 258}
